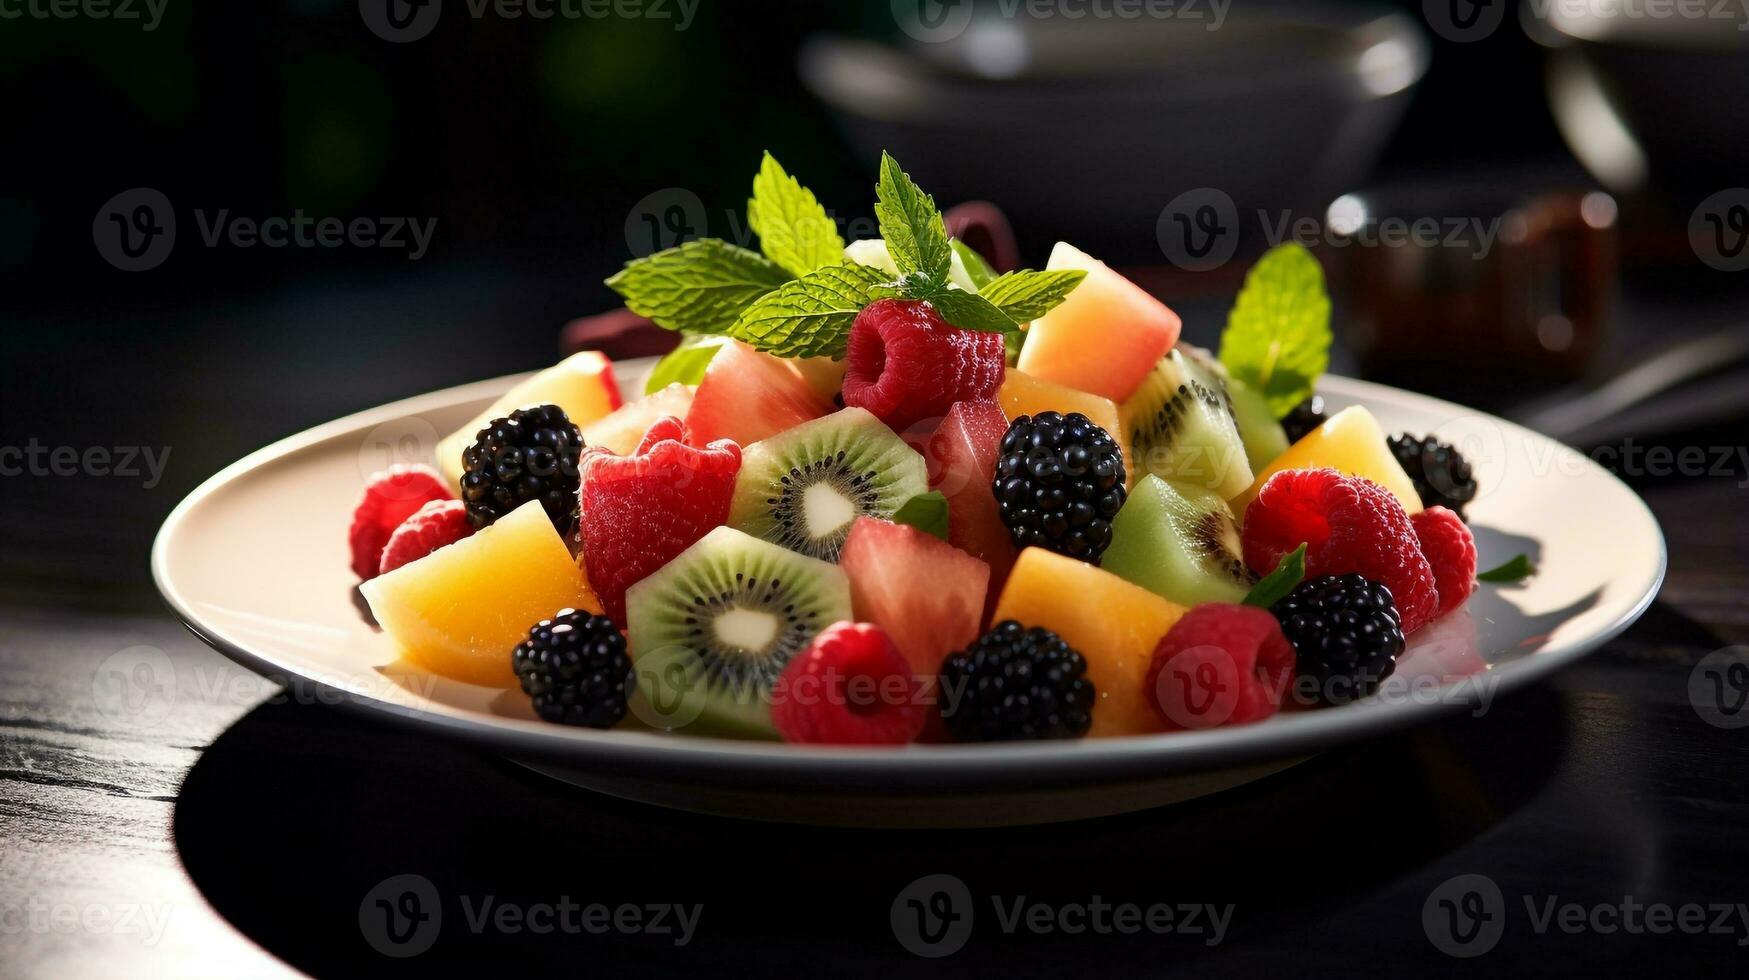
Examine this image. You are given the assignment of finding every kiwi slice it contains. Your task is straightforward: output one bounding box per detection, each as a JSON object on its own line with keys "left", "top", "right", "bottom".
{"left": 1120, "top": 348, "right": 1255, "bottom": 501}
{"left": 1217, "top": 368, "right": 1291, "bottom": 474}
{"left": 729, "top": 407, "right": 928, "bottom": 562}
{"left": 625, "top": 525, "right": 851, "bottom": 738}
{"left": 1101, "top": 475, "right": 1256, "bottom": 606}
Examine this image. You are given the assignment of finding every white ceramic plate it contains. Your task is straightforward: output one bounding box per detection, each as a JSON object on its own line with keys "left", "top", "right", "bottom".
{"left": 153, "top": 361, "right": 1665, "bottom": 826}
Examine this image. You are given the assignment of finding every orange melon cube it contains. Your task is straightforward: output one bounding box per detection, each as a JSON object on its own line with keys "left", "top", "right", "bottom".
{"left": 361, "top": 501, "right": 593, "bottom": 687}
{"left": 998, "top": 368, "right": 1134, "bottom": 486}
{"left": 992, "top": 547, "right": 1187, "bottom": 737}
{"left": 1015, "top": 242, "right": 1181, "bottom": 403}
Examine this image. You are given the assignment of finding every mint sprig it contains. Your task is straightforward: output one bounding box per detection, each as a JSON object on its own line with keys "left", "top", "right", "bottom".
{"left": 727, "top": 262, "right": 898, "bottom": 358}
{"left": 1478, "top": 554, "right": 1536, "bottom": 583}
{"left": 1218, "top": 242, "right": 1332, "bottom": 417}
{"left": 606, "top": 239, "right": 790, "bottom": 335}
{"left": 874, "top": 151, "right": 952, "bottom": 284}
{"left": 748, "top": 152, "right": 844, "bottom": 277}
{"left": 643, "top": 334, "right": 728, "bottom": 394}
{"left": 979, "top": 269, "right": 1086, "bottom": 322}
{"left": 912, "top": 282, "right": 1018, "bottom": 334}
{"left": 1241, "top": 543, "right": 1307, "bottom": 609}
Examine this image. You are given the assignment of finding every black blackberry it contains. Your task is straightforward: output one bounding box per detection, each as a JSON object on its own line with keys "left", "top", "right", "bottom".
{"left": 1387, "top": 434, "right": 1478, "bottom": 519}
{"left": 1281, "top": 395, "right": 1327, "bottom": 443}
{"left": 1271, "top": 574, "right": 1405, "bottom": 705}
{"left": 939, "top": 621, "right": 1095, "bottom": 741}
{"left": 994, "top": 411, "right": 1126, "bottom": 563}
{"left": 460, "top": 403, "right": 583, "bottom": 531}
{"left": 511, "top": 609, "right": 634, "bottom": 728}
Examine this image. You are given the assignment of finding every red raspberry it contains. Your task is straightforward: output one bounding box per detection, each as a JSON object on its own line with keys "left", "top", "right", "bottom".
{"left": 1147, "top": 604, "right": 1294, "bottom": 729}
{"left": 1242, "top": 468, "right": 1441, "bottom": 633}
{"left": 842, "top": 298, "right": 1005, "bottom": 432}
{"left": 578, "top": 416, "right": 740, "bottom": 626}
{"left": 771, "top": 622, "right": 925, "bottom": 745}
{"left": 378, "top": 499, "right": 474, "bottom": 575}
{"left": 347, "top": 465, "right": 453, "bottom": 580}
{"left": 1412, "top": 505, "right": 1477, "bottom": 617}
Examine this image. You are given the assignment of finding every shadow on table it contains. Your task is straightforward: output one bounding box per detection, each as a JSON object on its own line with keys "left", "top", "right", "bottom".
{"left": 170, "top": 683, "right": 1570, "bottom": 977}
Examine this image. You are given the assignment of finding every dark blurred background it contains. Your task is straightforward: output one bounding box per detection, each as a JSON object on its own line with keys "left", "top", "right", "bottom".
{"left": 5, "top": 5, "right": 1749, "bottom": 977}
{"left": 3, "top": 0, "right": 1747, "bottom": 607}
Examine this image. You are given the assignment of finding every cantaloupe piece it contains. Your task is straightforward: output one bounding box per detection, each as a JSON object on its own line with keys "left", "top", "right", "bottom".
{"left": 998, "top": 368, "right": 1133, "bottom": 484}
{"left": 1015, "top": 242, "right": 1181, "bottom": 403}
{"left": 1233, "top": 405, "right": 1422, "bottom": 519}
{"left": 437, "top": 352, "right": 621, "bottom": 486}
{"left": 361, "top": 501, "right": 592, "bottom": 687}
{"left": 991, "top": 547, "right": 1187, "bottom": 737}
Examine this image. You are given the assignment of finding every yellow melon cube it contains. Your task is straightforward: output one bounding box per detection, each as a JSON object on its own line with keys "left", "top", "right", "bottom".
{"left": 1233, "top": 405, "right": 1422, "bottom": 519}
{"left": 361, "top": 501, "right": 592, "bottom": 687}
{"left": 992, "top": 547, "right": 1187, "bottom": 737}
{"left": 437, "top": 352, "right": 622, "bottom": 486}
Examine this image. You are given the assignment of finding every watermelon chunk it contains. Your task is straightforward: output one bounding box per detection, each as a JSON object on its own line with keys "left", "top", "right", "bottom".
{"left": 685, "top": 340, "right": 832, "bottom": 448}
{"left": 839, "top": 518, "right": 990, "bottom": 732}
{"left": 1015, "top": 242, "right": 1182, "bottom": 403}
{"left": 918, "top": 399, "right": 1016, "bottom": 616}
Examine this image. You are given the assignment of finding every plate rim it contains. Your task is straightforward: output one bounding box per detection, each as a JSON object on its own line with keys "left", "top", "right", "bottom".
{"left": 151, "top": 369, "right": 1667, "bottom": 789}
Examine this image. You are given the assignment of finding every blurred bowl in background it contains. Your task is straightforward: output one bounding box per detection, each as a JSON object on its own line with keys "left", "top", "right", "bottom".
{"left": 1528, "top": 2, "right": 1749, "bottom": 201}
{"left": 800, "top": 2, "right": 1428, "bottom": 262}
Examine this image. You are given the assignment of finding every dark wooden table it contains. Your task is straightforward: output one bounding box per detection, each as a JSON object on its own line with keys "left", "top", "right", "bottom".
{"left": 4, "top": 275, "right": 1747, "bottom": 977}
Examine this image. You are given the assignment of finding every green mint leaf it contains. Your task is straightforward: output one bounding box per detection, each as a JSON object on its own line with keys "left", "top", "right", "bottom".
{"left": 1477, "top": 554, "right": 1537, "bottom": 583}
{"left": 950, "top": 238, "right": 997, "bottom": 289}
{"left": 748, "top": 152, "right": 845, "bottom": 277}
{"left": 607, "top": 239, "right": 791, "bottom": 335}
{"left": 916, "top": 285, "right": 1021, "bottom": 334}
{"left": 892, "top": 491, "right": 949, "bottom": 541}
{"left": 643, "top": 334, "right": 728, "bottom": 394}
{"left": 727, "top": 262, "right": 898, "bottom": 358}
{"left": 1241, "top": 543, "right": 1307, "bottom": 609}
{"left": 874, "top": 152, "right": 951, "bottom": 282}
{"left": 978, "top": 269, "right": 1086, "bottom": 322}
{"left": 1218, "top": 242, "right": 1333, "bottom": 417}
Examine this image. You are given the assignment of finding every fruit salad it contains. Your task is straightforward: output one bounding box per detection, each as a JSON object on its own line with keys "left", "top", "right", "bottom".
{"left": 347, "top": 152, "right": 1504, "bottom": 745}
